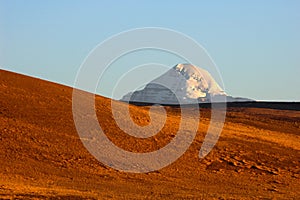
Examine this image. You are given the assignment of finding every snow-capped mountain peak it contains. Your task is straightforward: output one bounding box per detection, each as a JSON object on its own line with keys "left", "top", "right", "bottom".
{"left": 173, "top": 64, "right": 226, "bottom": 98}
{"left": 122, "top": 64, "right": 227, "bottom": 104}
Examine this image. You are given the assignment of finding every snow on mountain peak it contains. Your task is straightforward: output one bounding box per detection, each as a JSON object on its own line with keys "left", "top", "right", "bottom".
{"left": 122, "top": 64, "right": 226, "bottom": 104}
{"left": 174, "top": 63, "right": 226, "bottom": 96}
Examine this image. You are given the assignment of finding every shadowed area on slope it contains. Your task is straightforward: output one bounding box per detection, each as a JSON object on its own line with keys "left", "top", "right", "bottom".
{"left": 126, "top": 100, "right": 300, "bottom": 111}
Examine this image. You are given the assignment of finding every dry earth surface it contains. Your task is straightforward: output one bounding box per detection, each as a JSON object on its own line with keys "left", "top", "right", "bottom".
{"left": 0, "top": 70, "right": 300, "bottom": 199}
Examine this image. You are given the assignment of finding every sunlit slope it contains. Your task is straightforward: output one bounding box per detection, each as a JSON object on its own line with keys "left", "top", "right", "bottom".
{"left": 0, "top": 69, "right": 299, "bottom": 199}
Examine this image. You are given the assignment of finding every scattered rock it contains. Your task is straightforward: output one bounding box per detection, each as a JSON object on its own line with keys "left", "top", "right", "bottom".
{"left": 268, "top": 170, "right": 279, "bottom": 175}
{"left": 267, "top": 188, "right": 279, "bottom": 192}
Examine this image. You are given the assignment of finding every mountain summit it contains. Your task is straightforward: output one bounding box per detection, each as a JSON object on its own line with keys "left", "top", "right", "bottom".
{"left": 122, "top": 64, "right": 228, "bottom": 104}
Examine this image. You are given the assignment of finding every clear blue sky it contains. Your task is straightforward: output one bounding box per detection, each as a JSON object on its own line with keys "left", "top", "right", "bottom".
{"left": 0, "top": 0, "right": 299, "bottom": 101}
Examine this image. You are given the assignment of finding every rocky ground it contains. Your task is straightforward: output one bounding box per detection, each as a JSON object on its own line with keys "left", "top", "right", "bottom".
{"left": 0, "top": 70, "right": 299, "bottom": 199}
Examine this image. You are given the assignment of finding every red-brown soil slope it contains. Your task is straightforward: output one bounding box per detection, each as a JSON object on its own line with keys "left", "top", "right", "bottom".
{"left": 0, "top": 69, "right": 299, "bottom": 199}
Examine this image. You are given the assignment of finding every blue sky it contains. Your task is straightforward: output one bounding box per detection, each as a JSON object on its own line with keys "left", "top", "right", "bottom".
{"left": 0, "top": 0, "right": 299, "bottom": 101}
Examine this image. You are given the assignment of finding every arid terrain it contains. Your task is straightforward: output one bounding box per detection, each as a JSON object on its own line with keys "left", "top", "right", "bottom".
{"left": 0, "top": 69, "right": 300, "bottom": 199}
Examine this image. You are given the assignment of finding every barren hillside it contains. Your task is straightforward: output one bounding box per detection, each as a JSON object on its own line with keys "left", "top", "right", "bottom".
{"left": 0, "top": 70, "right": 299, "bottom": 199}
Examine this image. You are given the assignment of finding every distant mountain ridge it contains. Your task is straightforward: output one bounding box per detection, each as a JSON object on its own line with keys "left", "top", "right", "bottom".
{"left": 122, "top": 64, "right": 253, "bottom": 104}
